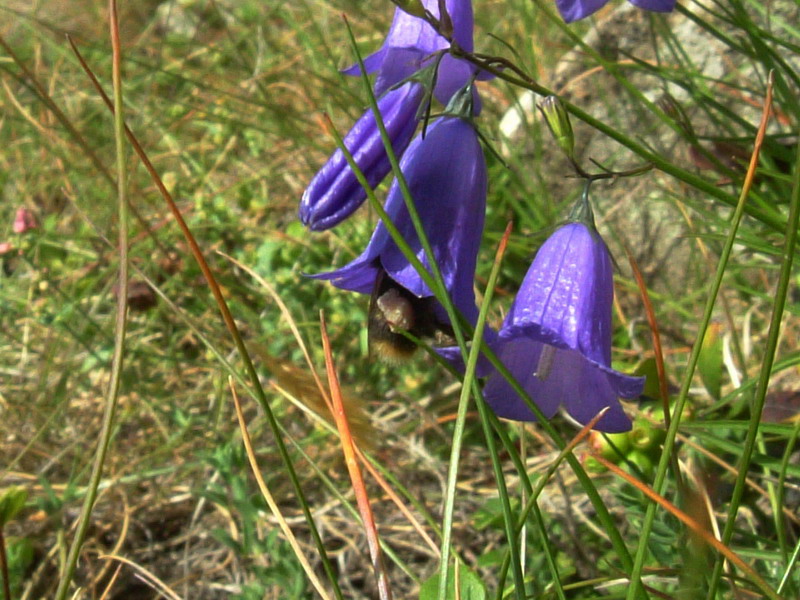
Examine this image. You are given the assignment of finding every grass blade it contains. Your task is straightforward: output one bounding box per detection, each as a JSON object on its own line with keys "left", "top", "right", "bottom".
{"left": 54, "top": 3, "right": 128, "bottom": 597}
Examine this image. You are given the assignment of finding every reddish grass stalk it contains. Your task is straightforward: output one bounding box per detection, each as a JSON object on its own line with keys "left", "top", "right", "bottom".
{"left": 320, "top": 312, "right": 393, "bottom": 600}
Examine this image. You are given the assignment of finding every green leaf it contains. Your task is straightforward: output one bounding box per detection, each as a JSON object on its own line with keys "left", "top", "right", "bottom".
{"left": 0, "top": 487, "right": 28, "bottom": 526}
{"left": 419, "top": 567, "right": 486, "bottom": 600}
{"left": 697, "top": 321, "right": 724, "bottom": 400}
{"left": 632, "top": 358, "right": 662, "bottom": 401}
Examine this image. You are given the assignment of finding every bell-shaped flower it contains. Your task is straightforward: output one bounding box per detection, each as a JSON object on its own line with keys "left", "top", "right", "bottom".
{"left": 555, "top": 0, "right": 675, "bottom": 23}
{"left": 312, "top": 112, "right": 487, "bottom": 338}
{"left": 482, "top": 222, "right": 643, "bottom": 432}
{"left": 300, "top": 0, "right": 479, "bottom": 231}
{"left": 343, "top": 0, "right": 477, "bottom": 104}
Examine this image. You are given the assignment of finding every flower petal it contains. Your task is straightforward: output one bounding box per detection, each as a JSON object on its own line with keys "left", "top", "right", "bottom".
{"left": 554, "top": 0, "right": 610, "bottom": 22}
{"left": 484, "top": 339, "right": 638, "bottom": 432}
{"left": 558, "top": 356, "right": 638, "bottom": 432}
{"left": 504, "top": 223, "right": 613, "bottom": 365}
{"left": 341, "top": 49, "right": 387, "bottom": 77}
{"left": 479, "top": 221, "right": 641, "bottom": 433}
{"left": 483, "top": 338, "right": 562, "bottom": 421}
{"left": 378, "top": 117, "right": 486, "bottom": 320}
{"left": 628, "top": 0, "right": 676, "bottom": 12}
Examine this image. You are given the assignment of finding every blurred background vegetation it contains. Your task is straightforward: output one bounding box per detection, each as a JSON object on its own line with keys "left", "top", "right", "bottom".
{"left": 0, "top": 0, "right": 799, "bottom": 598}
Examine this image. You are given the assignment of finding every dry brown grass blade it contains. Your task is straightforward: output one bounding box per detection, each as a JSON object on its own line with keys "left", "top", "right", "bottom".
{"left": 0, "top": 32, "right": 170, "bottom": 258}
{"left": 91, "top": 491, "right": 131, "bottom": 592}
{"left": 516, "top": 407, "right": 609, "bottom": 533}
{"left": 98, "top": 565, "right": 123, "bottom": 600}
{"left": 319, "top": 312, "right": 393, "bottom": 600}
{"left": 591, "top": 454, "right": 779, "bottom": 599}
{"left": 625, "top": 251, "right": 670, "bottom": 425}
{"left": 677, "top": 432, "right": 800, "bottom": 527}
{"left": 218, "top": 249, "right": 375, "bottom": 451}
{"left": 623, "top": 244, "right": 686, "bottom": 497}
{"left": 98, "top": 555, "right": 182, "bottom": 600}
{"left": 354, "top": 447, "right": 441, "bottom": 557}
{"left": 227, "top": 377, "right": 334, "bottom": 600}
{"left": 69, "top": 26, "right": 343, "bottom": 596}
{"left": 66, "top": 36, "right": 237, "bottom": 341}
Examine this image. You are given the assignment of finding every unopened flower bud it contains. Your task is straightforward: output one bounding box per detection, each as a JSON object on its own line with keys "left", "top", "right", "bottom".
{"left": 539, "top": 95, "right": 574, "bottom": 160}
{"left": 625, "top": 450, "right": 655, "bottom": 481}
{"left": 581, "top": 452, "right": 607, "bottom": 474}
{"left": 589, "top": 431, "right": 632, "bottom": 462}
{"left": 630, "top": 415, "right": 665, "bottom": 451}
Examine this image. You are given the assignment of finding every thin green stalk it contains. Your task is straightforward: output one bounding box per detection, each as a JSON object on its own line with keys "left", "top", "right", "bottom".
{"left": 474, "top": 337, "right": 638, "bottom": 580}
{"left": 444, "top": 24, "right": 785, "bottom": 234}
{"left": 705, "top": 96, "right": 800, "bottom": 600}
{"left": 756, "top": 432, "right": 789, "bottom": 574}
{"left": 340, "top": 21, "right": 471, "bottom": 359}
{"left": 441, "top": 225, "right": 527, "bottom": 600}
{"left": 777, "top": 537, "right": 800, "bottom": 595}
{"left": 337, "top": 13, "right": 634, "bottom": 596}
{"left": 335, "top": 26, "right": 487, "bottom": 599}
{"left": 776, "top": 417, "right": 800, "bottom": 592}
{"left": 495, "top": 411, "right": 615, "bottom": 596}
{"left": 530, "top": 502, "right": 567, "bottom": 600}
{"left": 627, "top": 75, "right": 778, "bottom": 600}
{"left": 54, "top": 3, "right": 128, "bottom": 598}
{"left": 143, "top": 267, "right": 424, "bottom": 583}
{"left": 0, "top": 33, "right": 173, "bottom": 260}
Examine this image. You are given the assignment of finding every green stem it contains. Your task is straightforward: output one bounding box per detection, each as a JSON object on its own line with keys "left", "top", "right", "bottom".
{"left": 705, "top": 94, "right": 800, "bottom": 600}
{"left": 448, "top": 226, "right": 527, "bottom": 599}
{"left": 54, "top": 4, "right": 129, "bottom": 597}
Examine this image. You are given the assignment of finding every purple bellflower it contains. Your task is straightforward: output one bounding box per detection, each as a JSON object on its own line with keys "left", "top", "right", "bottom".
{"left": 300, "top": 0, "right": 478, "bottom": 231}
{"left": 343, "top": 0, "right": 478, "bottom": 104}
{"left": 312, "top": 111, "right": 487, "bottom": 338}
{"left": 555, "top": 0, "right": 676, "bottom": 23}
{"left": 482, "top": 222, "right": 643, "bottom": 433}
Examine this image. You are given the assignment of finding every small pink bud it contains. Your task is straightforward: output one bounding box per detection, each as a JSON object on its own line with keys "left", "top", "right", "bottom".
{"left": 13, "top": 208, "right": 37, "bottom": 234}
{"left": 0, "top": 241, "right": 14, "bottom": 255}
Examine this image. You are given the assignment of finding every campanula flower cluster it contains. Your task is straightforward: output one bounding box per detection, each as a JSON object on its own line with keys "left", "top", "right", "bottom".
{"left": 300, "top": 0, "right": 672, "bottom": 432}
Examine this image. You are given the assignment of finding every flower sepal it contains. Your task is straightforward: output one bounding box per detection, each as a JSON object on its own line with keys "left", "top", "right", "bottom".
{"left": 388, "top": 0, "right": 428, "bottom": 19}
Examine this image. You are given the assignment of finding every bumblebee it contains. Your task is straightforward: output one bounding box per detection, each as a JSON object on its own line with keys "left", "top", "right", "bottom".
{"left": 367, "top": 272, "right": 455, "bottom": 363}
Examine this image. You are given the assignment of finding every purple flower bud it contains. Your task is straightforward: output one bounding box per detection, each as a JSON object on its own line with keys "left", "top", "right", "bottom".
{"left": 483, "top": 223, "right": 643, "bottom": 432}
{"left": 555, "top": 0, "right": 675, "bottom": 23}
{"left": 300, "top": 83, "right": 424, "bottom": 231}
{"left": 312, "top": 115, "right": 487, "bottom": 330}
{"left": 301, "top": 0, "right": 480, "bottom": 231}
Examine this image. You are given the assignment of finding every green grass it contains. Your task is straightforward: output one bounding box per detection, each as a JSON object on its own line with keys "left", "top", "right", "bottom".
{"left": 1, "top": 0, "right": 799, "bottom": 598}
